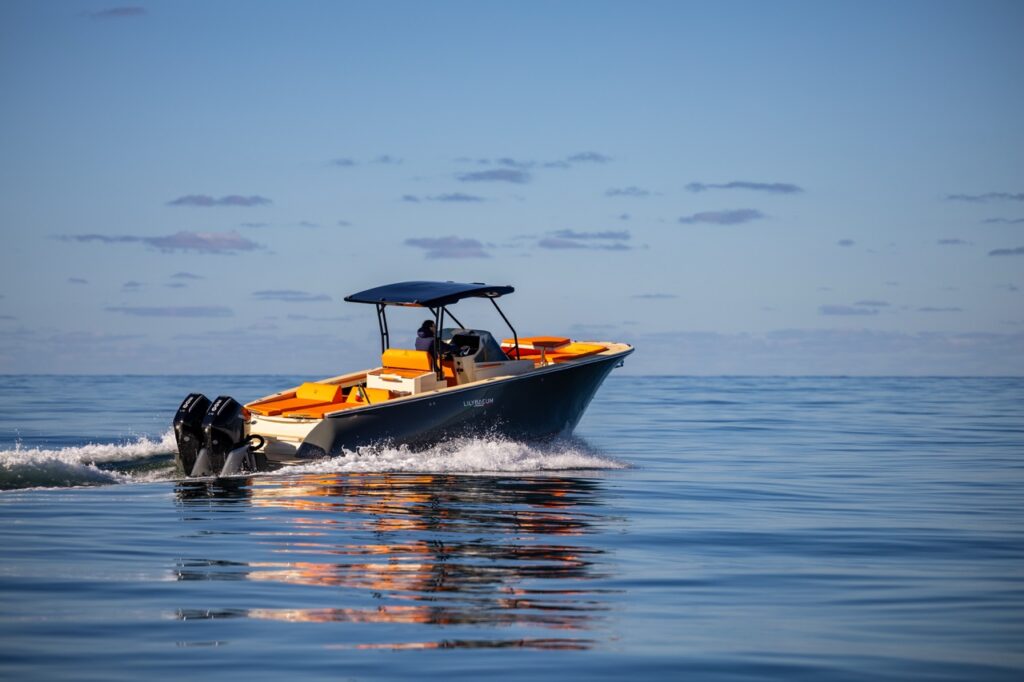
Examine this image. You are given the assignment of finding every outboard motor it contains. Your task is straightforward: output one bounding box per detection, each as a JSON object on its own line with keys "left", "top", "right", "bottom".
{"left": 191, "top": 396, "right": 249, "bottom": 477}
{"left": 173, "top": 393, "right": 211, "bottom": 475}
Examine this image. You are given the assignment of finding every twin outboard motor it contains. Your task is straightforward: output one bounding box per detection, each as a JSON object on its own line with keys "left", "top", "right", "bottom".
{"left": 173, "top": 394, "right": 265, "bottom": 477}
{"left": 173, "top": 393, "right": 210, "bottom": 475}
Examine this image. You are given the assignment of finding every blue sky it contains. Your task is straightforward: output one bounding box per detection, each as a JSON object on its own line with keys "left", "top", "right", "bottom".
{"left": 1, "top": 1, "right": 1022, "bottom": 375}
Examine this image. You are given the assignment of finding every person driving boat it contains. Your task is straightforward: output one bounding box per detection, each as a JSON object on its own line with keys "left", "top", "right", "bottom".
{"left": 415, "top": 319, "right": 452, "bottom": 355}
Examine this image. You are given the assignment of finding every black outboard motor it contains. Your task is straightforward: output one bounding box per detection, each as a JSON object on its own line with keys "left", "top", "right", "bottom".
{"left": 194, "top": 396, "right": 248, "bottom": 476}
{"left": 173, "top": 393, "right": 211, "bottom": 475}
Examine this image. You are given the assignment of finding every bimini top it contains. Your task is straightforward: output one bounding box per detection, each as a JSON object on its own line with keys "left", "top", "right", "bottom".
{"left": 344, "top": 281, "right": 515, "bottom": 308}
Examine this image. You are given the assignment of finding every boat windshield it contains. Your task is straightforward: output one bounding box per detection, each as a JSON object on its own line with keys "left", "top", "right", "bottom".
{"left": 444, "top": 329, "right": 507, "bottom": 362}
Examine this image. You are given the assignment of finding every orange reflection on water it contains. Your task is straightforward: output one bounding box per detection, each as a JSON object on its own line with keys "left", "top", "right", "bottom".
{"left": 175, "top": 471, "right": 617, "bottom": 646}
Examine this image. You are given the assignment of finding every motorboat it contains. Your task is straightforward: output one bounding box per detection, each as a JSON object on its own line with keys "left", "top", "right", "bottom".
{"left": 173, "top": 281, "right": 634, "bottom": 477}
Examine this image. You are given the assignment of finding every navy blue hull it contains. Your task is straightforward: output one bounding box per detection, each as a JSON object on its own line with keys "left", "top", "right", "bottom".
{"left": 291, "top": 350, "right": 630, "bottom": 460}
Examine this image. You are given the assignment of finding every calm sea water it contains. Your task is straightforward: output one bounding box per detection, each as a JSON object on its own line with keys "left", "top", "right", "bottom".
{"left": 1, "top": 375, "right": 1022, "bottom": 680}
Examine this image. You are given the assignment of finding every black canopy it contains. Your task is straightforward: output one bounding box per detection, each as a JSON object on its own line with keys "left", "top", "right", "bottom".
{"left": 344, "top": 281, "right": 514, "bottom": 308}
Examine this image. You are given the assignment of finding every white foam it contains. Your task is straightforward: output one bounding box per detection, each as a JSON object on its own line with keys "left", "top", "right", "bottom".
{"left": 0, "top": 431, "right": 624, "bottom": 489}
{"left": 0, "top": 430, "right": 177, "bottom": 490}
{"left": 271, "top": 437, "right": 627, "bottom": 476}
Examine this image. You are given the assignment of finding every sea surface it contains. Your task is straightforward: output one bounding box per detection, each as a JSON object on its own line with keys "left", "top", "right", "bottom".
{"left": 1, "top": 375, "right": 1022, "bottom": 680}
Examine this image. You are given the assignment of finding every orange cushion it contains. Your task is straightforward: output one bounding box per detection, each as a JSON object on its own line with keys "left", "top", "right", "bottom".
{"left": 249, "top": 397, "right": 332, "bottom": 416}
{"left": 560, "top": 342, "right": 607, "bottom": 355}
{"left": 502, "top": 336, "right": 570, "bottom": 349}
{"left": 295, "top": 382, "right": 343, "bottom": 402}
{"left": 370, "top": 367, "right": 431, "bottom": 380}
{"left": 345, "top": 386, "right": 391, "bottom": 404}
{"left": 382, "top": 348, "right": 433, "bottom": 371}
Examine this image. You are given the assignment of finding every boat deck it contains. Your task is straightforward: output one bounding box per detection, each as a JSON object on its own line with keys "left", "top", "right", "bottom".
{"left": 247, "top": 338, "right": 623, "bottom": 420}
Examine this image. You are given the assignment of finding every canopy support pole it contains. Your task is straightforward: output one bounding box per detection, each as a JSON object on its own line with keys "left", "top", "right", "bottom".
{"left": 432, "top": 306, "right": 445, "bottom": 381}
{"left": 375, "top": 304, "right": 390, "bottom": 354}
{"left": 490, "top": 298, "right": 519, "bottom": 359}
{"left": 442, "top": 306, "right": 465, "bottom": 330}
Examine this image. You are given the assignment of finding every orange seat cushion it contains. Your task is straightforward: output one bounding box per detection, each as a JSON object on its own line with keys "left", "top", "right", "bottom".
{"left": 381, "top": 348, "right": 433, "bottom": 372}
{"left": 295, "top": 382, "right": 343, "bottom": 402}
{"left": 502, "top": 336, "right": 570, "bottom": 349}
{"left": 560, "top": 342, "right": 607, "bottom": 355}
{"left": 249, "top": 397, "right": 333, "bottom": 416}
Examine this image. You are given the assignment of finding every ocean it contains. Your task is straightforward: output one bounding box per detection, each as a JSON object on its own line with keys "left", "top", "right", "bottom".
{"left": 1, "top": 375, "right": 1022, "bottom": 680}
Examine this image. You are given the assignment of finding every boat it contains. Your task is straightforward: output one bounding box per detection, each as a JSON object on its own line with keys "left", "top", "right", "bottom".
{"left": 172, "top": 281, "right": 634, "bottom": 477}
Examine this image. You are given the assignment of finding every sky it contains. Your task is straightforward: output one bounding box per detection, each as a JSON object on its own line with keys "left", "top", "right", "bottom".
{"left": 1, "top": 0, "right": 1022, "bottom": 375}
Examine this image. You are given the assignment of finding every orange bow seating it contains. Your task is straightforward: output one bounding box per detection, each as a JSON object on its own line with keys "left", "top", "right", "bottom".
{"left": 248, "top": 382, "right": 343, "bottom": 416}
{"left": 501, "top": 336, "right": 570, "bottom": 350}
{"left": 545, "top": 342, "right": 608, "bottom": 363}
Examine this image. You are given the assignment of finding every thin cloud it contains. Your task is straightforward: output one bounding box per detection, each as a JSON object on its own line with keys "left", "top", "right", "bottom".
{"left": 938, "top": 238, "right": 970, "bottom": 245}
{"left": 686, "top": 181, "right": 803, "bottom": 194}
{"left": 494, "top": 157, "right": 534, "bottom": 169}
{"left": 105, "top": 306, "right": 233, "bottom": 318}
{"left": 252, "top": 290, "right": 331, "bottom": 303}
{"left": 537, "top": 237, "right": 631, "bottom": 251}
{"left": 84, "top": 7, "right": 146, "bottom": 19}
{"left": 678, "top": 209, "right": 765, "bottom": 225}
{"left": 167, "top": 194, "right": 272, "bottom": 207}
{"left": 537, "top": 237, "right": 586, "bottom": 250}
{"left": 989, "top": 246, "right": 1024, "bottom": 256}
{"left": 337, "top": 220, "right": 352, "bottom": 227}
{"left": 144, "top": 231, "right": 260, "bottom": 253}
{"left": 165, "top": 283, "right": 186, "bottom": 289}
{"left": 405, "top": 236, "right": 490, "bottom": 259}
{"left": 838, "top": 239, "right": 856, "bottom": 247}
{"left": 405, "top": 193, "right": 485, "bottom": 203}
{"left": 67, "top": 277, "right": 89, "bottom": 285}
{"left": 171, "top": 272, "right": 203, "bottom": 280}
{"left": 618, "top": 213, "right": 631, "bottom": 221}
{"left": 605, "top": 186, "right": 651, "bottom": 198}
{"left": 550, "top": 229, "right": 630, "bottom": 241}
{"left": 947, "top": 192, "right": 1024, "bottom": 202}
{"left": 463, "top": 152, "right": 611, "bottom": 173}
{"left": 854, "top": 300, "right": 890, "bottom": 307}
{"left": 918, "top": 306, "right": 963, "bottom": 313}
{"left": 457, "top": 169, "right": 530, "bottom": 184}
{"left": 239, "top": 222, "right": 270, "bottom": 228}
{"left": 373, "top": 155, "right": 402, "bottom": 165}
{"left": 567, "top": 152, "right": 612, "bottom": 163}
{"left": 330, "top": 158, "right": 356, "bottom": 167}
{"left": 632, "top": 293, "right": 678, "bottom": 299}
{"left": 59, "top": 230, "right": 262, "bottom": 254}
{"left": 819, "top": 305, "right": 878, "bottom": 316}
{"left": 122, "top": 281, "right": 142, "bottom": 290}
{"left": 432, "top": 192, "right": 485, "bottom": 202}
{"left": 983, "top": 217, "right": 1024, "bottom": 224}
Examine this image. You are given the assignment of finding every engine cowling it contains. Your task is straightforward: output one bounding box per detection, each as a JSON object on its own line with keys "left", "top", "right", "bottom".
{"left": 200, "top": 396, "right": 248, "bottom": 474}
{"left": 173, "top": 393, "right": 210, "bottom": 475}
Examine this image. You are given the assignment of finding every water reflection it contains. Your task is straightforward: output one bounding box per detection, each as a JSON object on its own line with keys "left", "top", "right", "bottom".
{"left": 173, "top": 472, "right": 619, "bottom": 649}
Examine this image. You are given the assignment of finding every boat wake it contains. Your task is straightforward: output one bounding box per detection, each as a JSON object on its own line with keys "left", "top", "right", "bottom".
{"left": 0, "top": 431, "right": 178, "bottom": 491}
{"left": 0, "top": 432, "right": 625, "bottom": 490}
{"left": 273, "top": 437, "right": 627, "bottom": 477}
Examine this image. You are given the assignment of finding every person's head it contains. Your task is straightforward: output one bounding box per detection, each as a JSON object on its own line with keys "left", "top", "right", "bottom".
{"left": 420, "top": 319, "right": 435, "bottom": 333}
